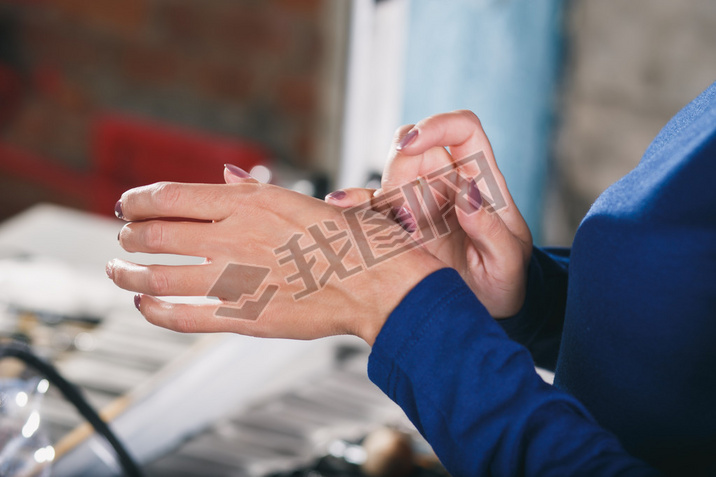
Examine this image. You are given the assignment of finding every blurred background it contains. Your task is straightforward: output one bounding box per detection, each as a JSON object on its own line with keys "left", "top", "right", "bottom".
{"left": 0, "top": 0, "right": 714, "bottom": 242}
{"left": 0, "top": 0, "right": 714, "bottom": 475}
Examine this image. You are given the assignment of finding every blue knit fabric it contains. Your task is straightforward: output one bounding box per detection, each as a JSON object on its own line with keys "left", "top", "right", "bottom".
{"left": 368, "top": 81, "right": 716, "bottom": 476}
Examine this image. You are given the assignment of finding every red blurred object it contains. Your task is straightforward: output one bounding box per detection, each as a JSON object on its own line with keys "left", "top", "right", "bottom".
{"left": 91, "top": 114, "right": 269, "bottom": 214}
{"left": 0, "top": 63, "right": 24, "bottom": 131}
{"left": 0, "top": 114, "right": 270, "bottom": 216}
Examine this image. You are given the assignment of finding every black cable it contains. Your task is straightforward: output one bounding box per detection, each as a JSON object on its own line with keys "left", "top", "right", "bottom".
{"left": 0, "top": 341, "right": 144, "bottom": 477}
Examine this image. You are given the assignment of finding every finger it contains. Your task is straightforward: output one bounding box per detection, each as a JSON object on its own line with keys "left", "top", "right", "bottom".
{"left": 393, "top": 110, "right": 490, "bottom": 160}
{"left": 136, "top": 295, "right": 285, "bottom": 337}
{"left": 224, "top": 163, "right": 258, "bottom": 184}
{"left": 383, "top": 129, "right": 476, "bottom": 197}
{"left": 118, "top": 220, "right": 224, "bottom": 257}
{"left": 107, "top": 259, "right": 222, "bottom": 297}
{"left": 381, "top": 124, "right": 426, "bottom": 191}
{"left": 324, "top": 188, "right": 376, "bottom": 208}
{"left": 325, "top": 187, "right": 418, "bottom": 235}
{"left": 384, "top": 111, "right": 497, "bottom": 190}
{"left": 381, "top": 127, "right": 456, "bottom": 225}
{"left": 384, "top": 111, "right": 526, "bottom": 235}
{"left": 136, "top": 296, "right": 242, "bottom": 333}
{"left": 455, "top": 178, "right": 529, "bottom": 266}
{"left": 117, "top": 182, "right": 256, "bottom": 222}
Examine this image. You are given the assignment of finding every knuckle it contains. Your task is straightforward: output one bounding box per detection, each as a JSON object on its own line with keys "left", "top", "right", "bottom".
{"left": 483, "top": 213, "right": 504, "bottom": 240}
{"left": 456, "top": 109, "right": 482, "bottom": 126}
{"left": 173, "top": 313, "right": 196, "bottom": 333}
{"left": 152, "top": 182, "right": 182, "bottom": 214}
{"left": 147, "top": 268, "right": 170, "bottom": 295}
{"left": 144, "top": 221, "right": 166, "bottom": 251}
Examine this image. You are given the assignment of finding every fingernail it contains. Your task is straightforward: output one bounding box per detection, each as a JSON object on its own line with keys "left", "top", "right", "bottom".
{"left": 114, "top": 200, "right": 124, "bottom": 219}
{"left": 326, "top": 190, "right": 347, "bottom": 201}
{"left": 105, "top": 261, "right": 114, "bottom": 279}
{"left": 394, "top": 206, "right": 417, "bottom": 233}
{"left": 468, "top": 178, "right": 482, "bottom": 210}
{"left": 396, "top": 129, "right": 418, "bottom": 151}
{"left": 224, "top": 163, "right": 251, "bottom": 178}
{"left": 134, "top": 294, "right": 141, "bottom": 311}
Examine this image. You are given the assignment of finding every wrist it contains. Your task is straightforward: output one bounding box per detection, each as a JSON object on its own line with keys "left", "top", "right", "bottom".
{"left": 353, "top": 251, "right": 446, "bottom": 346}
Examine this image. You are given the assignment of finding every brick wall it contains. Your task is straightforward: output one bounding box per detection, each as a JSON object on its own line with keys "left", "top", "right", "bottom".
{"left": 0, "top": 0, "right": 341, "bottom": 220}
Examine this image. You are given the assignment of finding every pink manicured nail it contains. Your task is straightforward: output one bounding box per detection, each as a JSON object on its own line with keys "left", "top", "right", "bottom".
{"left": 468, "top": 178, "right": 483, "bottom": 210}
{"left": 114, "top": 200, "right": 124, "bottom": 219}
{"left": 394, "top": 206, "right": 417, "bottom": 233}
{"left": 224, "top": 163, "right": 251, "bottom": 178}
{"left": 134, "top": 294, "right": 141, "bottom": 311}
{"left": 396, "top": 129, "right": 418, "bottom": 151}
{"left": 326, "top": 190, "right": 347, "bottom": 201}
{"left": 105, "top": 261, "right": 114, "bottom": 279}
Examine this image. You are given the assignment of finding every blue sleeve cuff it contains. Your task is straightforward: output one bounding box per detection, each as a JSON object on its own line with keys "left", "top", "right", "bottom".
{"left": 498, "top": 247, "right": 570, "bottom": 370}
{"left": 369, "top": 267, "right": 469, "bottom": 368}
{"left": 367, "top": 266, "right": 496, "bottom": 438}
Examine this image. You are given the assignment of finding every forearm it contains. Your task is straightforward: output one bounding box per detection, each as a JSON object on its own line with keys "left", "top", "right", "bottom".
{"left": 369, "top": 268, "right": 658, "bottom": 477}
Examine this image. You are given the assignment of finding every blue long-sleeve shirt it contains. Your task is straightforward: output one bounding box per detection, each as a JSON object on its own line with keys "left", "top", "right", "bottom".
{"left": 368, "top": 81, "right": 716, "bottom": 476}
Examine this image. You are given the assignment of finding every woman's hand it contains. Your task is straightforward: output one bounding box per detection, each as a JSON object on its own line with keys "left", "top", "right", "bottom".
{"left": 107, "top": 171, "right": 444, "bottom": 345}
{"left": 325, "top": 110, "right": 532, "bottom": 318}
